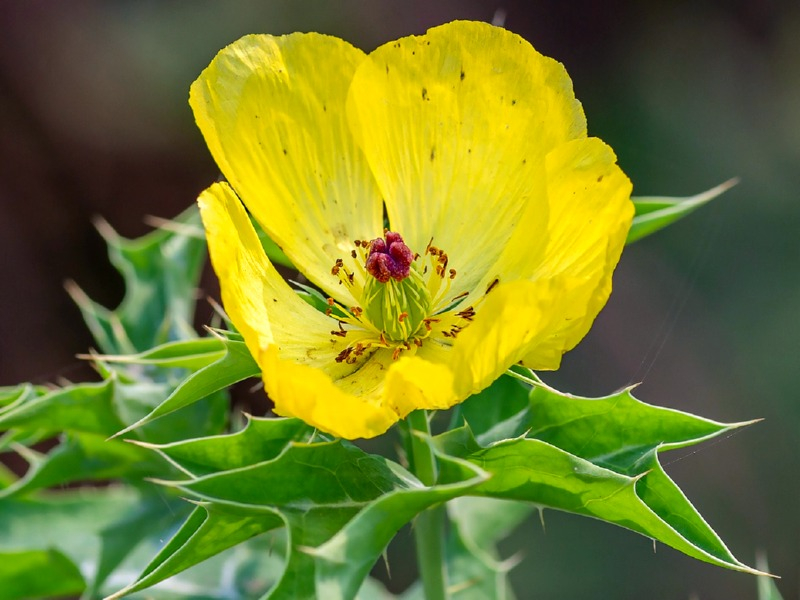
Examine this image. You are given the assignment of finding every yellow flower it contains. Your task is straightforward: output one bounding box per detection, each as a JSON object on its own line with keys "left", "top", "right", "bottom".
{"left": 191, "top": 21, "right": 633, "bottom": 439}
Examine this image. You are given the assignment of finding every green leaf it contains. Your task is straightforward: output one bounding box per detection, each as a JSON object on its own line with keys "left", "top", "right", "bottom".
{"left": 526, "top": 383, "right": 749, "bottom": 473}
{"left": 112, "top": 379, "right": 229, "bottom": 445}
{"left": 452, "top": 374, "right": 531, "bottom": 445}
{"left": 401, "top": 497, "right": 529, "bottom": 600}
{"left": 106, "top": 503, "right": 286, "bottom": 599}
{"left": 311, "top": 452, "right": 484, "bottom": 600}
{"left": 112, "top": 336, "right": 259, "bottom": 439}
{"left": 0, "top": 463, "right": 15, "bottom": 489}
{"left": 87, "top": 490, "right": 191, "bottom": 598}
{"left": 0, "top": 374, "right": 225, "bottom": 497}
{"left": 132, "top": 416, "right": 314, "bottom": 477}
{"left": 0, "top": 487, "right": 166, "bottom": 596}
{"left": 0, "top": 548, "right": 85, "bottom": 599}
{"left": 0, "top": 384, "right": 46, "bottom": 409}
{"left": 626, "top": 179, "right": 737, "bottom": 244}
{"left": 439, "top": 380, "right": 764, "bottom": 576}
{"left": 90, "top": 337, "right": 227, "bottom": 370}
{"left": 114, "top": 421, "right": 485, "bottom": 600}
{"left": 0, "top": 433, "right": 163, "bottom": 499}
{"left": 106, "top": 417, "right": 317, "bottom": 597}
{"left": 66, "top": 206, "right": 206, "bottom": 355}
{"left": 0, "top": 373, "right": 227, "bottom": 445}
{"left": 448, "top": 497, "right": 530, "bottom": 551}
{"left": 108, "top": 476, "right": 394, "bottom": 599}
{"left": 0, "top": 379, "right": 125, "bottom": 437}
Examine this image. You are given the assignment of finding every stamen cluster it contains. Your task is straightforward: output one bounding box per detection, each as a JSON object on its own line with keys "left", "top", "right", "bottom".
{"left": 324, "top": 230, "right": 479, "bottom": 364}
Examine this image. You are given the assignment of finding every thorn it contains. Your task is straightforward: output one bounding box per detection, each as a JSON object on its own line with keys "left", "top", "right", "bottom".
{"left": 382, "top": 549, "right": 392, "bottom": 579}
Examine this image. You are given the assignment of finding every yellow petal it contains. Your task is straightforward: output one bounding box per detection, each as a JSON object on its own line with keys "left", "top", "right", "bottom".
{"left": 191, "top": 33, "right": 382, "bottom": 305}
{"left": 380, "top": 279, "right": 583, "bottom": 413}
{"left": 384, "top": 355, "right": 457, "bottom": 416}
{"left": 347, "top": 20, "right": 586, "bottom": 299}
{"left": 535, "top": 138, "right": 633, "bottom": 281}
{"left": 521, "top": 138, "right": 633, "bottom": 368}
{"left": 456, "top": 137, "right": 631, "bottom": 370}
{"left": 198, "top": 182, "right": 353, "bottom": 377}
{"left": 446, "top": 280, "right": 576, "bottom": 398}
{"left": 260, "top": 346, "right": 399, "bottom": 439}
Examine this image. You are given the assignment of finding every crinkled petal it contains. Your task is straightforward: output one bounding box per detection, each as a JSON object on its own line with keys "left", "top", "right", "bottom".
{"left": 347, "top": 20, "right": 585, "bottom": 300}
{"left": 260, "top": 346, "right": 399, "bottom": 439}
{"left": 459, "top": 137, "right": 632, "bottom": 369}
{"left": 198, "top": 182, "right": 353, "bottom": 377}
{"left": 384, "top": 355, "right": 457, "bottom": 417}
{"left": 191, "top": 33, "right": 382, "bottom": 305}
{"left": 449, "top": 280, "right": 581, "bottom": 399}
{"left": 533, "top": 138, "right": 633, "bottom": 281}
{"left": 521, "top": 138, "right": 633, "bottom": 368}
{"left": 374, "top": 279, "right": 581, "bottom": 413}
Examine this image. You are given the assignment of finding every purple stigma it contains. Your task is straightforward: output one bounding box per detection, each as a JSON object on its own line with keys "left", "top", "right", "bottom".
{"left": 365, "top": 232, "right": 413, "bottom": 283}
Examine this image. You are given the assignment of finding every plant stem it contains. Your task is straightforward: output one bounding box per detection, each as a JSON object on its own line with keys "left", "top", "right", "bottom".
{"left": 406, "top": 409, "right": 447, "bottom": 600}
{"left": 415, "top": 504, "right": 447, "bottom": 600}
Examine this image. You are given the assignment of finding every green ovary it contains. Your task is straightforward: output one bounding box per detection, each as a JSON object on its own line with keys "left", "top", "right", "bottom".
{"left": 361, "top": 267, "right": 432, "bottom": 342}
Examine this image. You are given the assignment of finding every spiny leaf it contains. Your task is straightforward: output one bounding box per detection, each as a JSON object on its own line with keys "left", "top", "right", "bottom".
{"left": 0, "top": 374, "right": 226, "bottom": 496}
{"left": 452, "top": 374, "right": 530, "bottom": 445}
{"left": 116, "top": 422, "right": 484, "bottom": 600}
{"left": 626, "top": 179, "right": 737, "bottom": 244}
{"left": 86, "top": 337, "right": 227, "bottom": 370}
{"left": 86, "top": 490, "right": 191, "bottom": 598}
{"left": 132, "top": 416, "right": 314, "bottom": 477}
{"left": 0, "top": 433, "right": 163, "bottom": 499}
{"left": 526, "top": 382, "right": 756, "bottom": 473}
{"left": 0, "top": 374, "right": 227, "bottom": 445}
{"left": 111, "top": 336, "right": 259, "bottom": 439}
{"left": 310, "top": 453, "right": 485, "bottom": 599}
{"left": 112, "top": 379, "right": 229, "bottom": 445}
{"left": 0, "top": 379, "right": 126, "bottom": 437}
{"left": 105, "top": 503, "right": 285, "bottom": 600}
{"left": 162, "top": 440, "right": 412, "bottom": 508}
{"left": 0, "top": 384, "right": 46, "bottom": 410}
{"left": 447, "top": 497, "right": 531, "bottom": 551}
{"left": 66, "top": 205, "right": 206, "bottom": 355}
{"left": 0, "top": 463, "right": 15, "bottom": 489}
{"left": 437, "top": 380, "right": 764, "bottom": 576}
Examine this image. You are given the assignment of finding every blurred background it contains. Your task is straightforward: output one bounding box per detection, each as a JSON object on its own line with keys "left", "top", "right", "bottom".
{"left": 0, "top": 1, "right": 797, "bottom": 598}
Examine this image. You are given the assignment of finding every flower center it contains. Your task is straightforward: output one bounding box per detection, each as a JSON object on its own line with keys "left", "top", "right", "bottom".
{"left": 365, "top": 232, "right": 413, "bottom": 282}
{"left": 361, "top": 232, "right": 432, "bottom": 342}
{"left": 327, "top": 232, "right": 469, "bottom": 363}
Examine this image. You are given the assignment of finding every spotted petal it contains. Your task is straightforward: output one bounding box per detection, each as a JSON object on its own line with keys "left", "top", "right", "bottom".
{"left": 376, "top": 138, "right": 632, "bottom": 409}
{"left": 191, "top": 33, "right": 382, "bottom": 306}
{"left": 197, "top": 182, "right": 354, "bottom": 379}
{"left": 260, "top": 346, "right": 399, "bottom": 439}
{"left": 385, "top": 280, "right": 580, "bottom": 413}
{"left": 347, "top": 20, "right": 586, "bottom": 299}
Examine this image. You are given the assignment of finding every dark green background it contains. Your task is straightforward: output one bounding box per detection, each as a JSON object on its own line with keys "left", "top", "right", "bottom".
{"left": 0, "top": 1, "right": 796, "bottom": 598}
